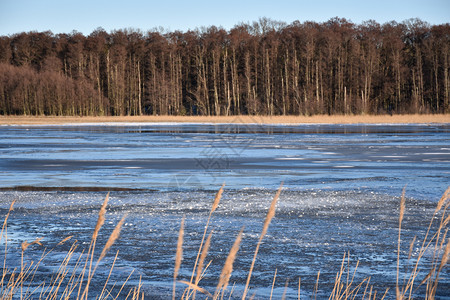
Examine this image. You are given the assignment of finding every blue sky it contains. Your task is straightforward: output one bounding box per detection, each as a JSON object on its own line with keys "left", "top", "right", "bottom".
{"left": 0, "top": 0, "right": 449, "bottom": 36}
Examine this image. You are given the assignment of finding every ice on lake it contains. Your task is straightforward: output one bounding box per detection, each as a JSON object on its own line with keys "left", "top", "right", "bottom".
{"left": 0, "top": 123, "right": 449, "bottom": 298}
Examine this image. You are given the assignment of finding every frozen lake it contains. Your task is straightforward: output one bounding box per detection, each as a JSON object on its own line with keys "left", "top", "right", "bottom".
{"left": 0, "top": 123, "right": 449, "bottom": 298}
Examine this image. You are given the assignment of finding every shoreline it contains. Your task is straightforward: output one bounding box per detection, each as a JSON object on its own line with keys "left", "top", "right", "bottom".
{"left": 0, "top": 114, "right": 448, "bottom": 125}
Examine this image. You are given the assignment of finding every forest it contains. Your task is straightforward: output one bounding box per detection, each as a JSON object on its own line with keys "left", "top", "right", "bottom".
{"left": 0, "top": 18, "right": 449, "bottom": 116}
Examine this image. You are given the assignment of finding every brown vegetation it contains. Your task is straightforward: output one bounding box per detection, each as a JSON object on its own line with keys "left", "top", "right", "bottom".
{"left": 0, "top": 194, "right": 141, "bottom": 299}
{"left": 1, "top": 186, "right": 449, "bottom": 299}
{"left": 0, "top": 18, "right": 449, "bottom": 117}
{"left": 0, "top": 114, "right": 449, "bottom": 125}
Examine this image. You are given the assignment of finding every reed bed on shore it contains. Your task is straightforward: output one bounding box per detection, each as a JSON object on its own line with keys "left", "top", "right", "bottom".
{"left": 0, "top": 186, "right": 448, "bottom": 299}
{"left": 1, "top": 114, "right": 449, "bottom": 125}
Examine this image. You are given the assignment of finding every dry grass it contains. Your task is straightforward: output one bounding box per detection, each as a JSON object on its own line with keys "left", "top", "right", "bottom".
{"left": 214, "top": 227, "right": 244, "bottom": 299}
{"left": 0, "top": 193, "right": 141, "bottom": 300}
{"left": 173, "top": 215, "right": 185, "bottom": 300}
{"left": 195, "top": 230, "right": 213, "bottom": 293}
{"left": 1, "top": 185, "right": 449, "bottom": 299}
{"left": 176, "top": 185, "right": 449, "bottom": 299}
{"left": 183, "top": 183, "right": 224, "bottom": 300}
{"left": 0, "top": 114, "right": 449, "bottom": 125}
{"left": 241, "top": 183, "right": 283, "bottom": 299}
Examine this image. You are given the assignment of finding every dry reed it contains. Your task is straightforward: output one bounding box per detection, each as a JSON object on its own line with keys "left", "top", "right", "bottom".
{"left": 179, "top": 280, "right": 213, "bottom": 298}
{"left": 1, "top": 186, "right": 449, "bottom": 299}
{"left": 269, "top": 269, "right": 277, "bottom": 300}
{"left": 57, "top": 235, "right": 74, "bottom": 246}
{"left": 0, "top": 193, "right": 141, "bottom": 300}
{"left": 173, "top": 215, "right": 185, "bottom": 300}
{"left": 79, "top": 192, "right": 110, "bottom": 300}
{"left": 313, "top": 270, "right": 320, "bottom": 300}
{"left": 1, "top": 200, "right": 15, "bottom": 242}
{"left": 279, "top": 279, "right": 288, "bottom": 300}
{"left": 395, "top": 186, "right": 449, "bottom": 300}
{"left": 0, "top": 200, "right": 15, "bottom": 295}
{"left": 241, "top": 182, "right": 283, "bottom": 299}
{"left": 3, "top": 114, "right": 449, "bottom": 126}
{"left": 93, "top": 192, "right": 109, "bottom": 240}
{"left": 186, "top": 183, "right": 224, "bottom": 299}
{"left": 98, "top": 214, "right": 127, "bottom": 263}
{"left": 99, "top": 251, "right": 119, "bottom": 299}
{"left": 212, "top": 183, "right": 225, "bottom": 213}
{"left": 20, "top": 237, "right": 43, "bottom": 253}
{"left": 214, "top": 227, "right": 244, "bottom": 299}
{"left": 396, "top": 186, "right": 406, "bottom": 298}
{"left": 435, "top": 186, "right": 450, "bottom": 214}
{"left": 196, "top": 230, "right": 213, "bottom": 286}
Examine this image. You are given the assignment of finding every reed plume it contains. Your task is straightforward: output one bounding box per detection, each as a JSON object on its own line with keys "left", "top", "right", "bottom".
{"left": 196, "top": 230, "right": 213, "bottom": 285}
{"left": 93, "top": 192, "right": 109, "bottom": 241}
{"left": 397, "top": 187, "right": 450, "bottom": 299}
{"left": 3, "top": 186, "right": 450, "bottom": 299}
{"left": 82, "top": 213, "right": 127, "bottom": 300}
{"left": 1, "top": 200, "right": 15, "bottom": 242}
{"left": 212, "top": 183, "right": 224, "bottom": 213}
{"left": 242, "top": 183, "right": 283, "bottom": 299}
{"left": 57, "top": 235, "right": 74, "bottom": 246}
{"left": 0, "top": 196, "right": 142, "bottom": 300}
{"left": 434, "top": 186, "right": 450, "bottom": 214}
{"left": 436, "top": 239, "right": 450, "bottom": 276}
{"left": 187, "top": 184, "right": 224, "bottom": 298}
{"left": 215, "top": 227, "right": 244, "bottom": 299}
{"left": 98, "top": 214, "right": 127, "bottom": 263}
{"left": 396, "top": 186, "right": 406, "bottom": 298}
{"left": 79, "top": 192, "right": 109, "bottom": 300}
{"left": 173, "top": 215, "right": 185, "bottom": 300}
{"left": 21, "top": 237, "right": 43, "bottom": 253}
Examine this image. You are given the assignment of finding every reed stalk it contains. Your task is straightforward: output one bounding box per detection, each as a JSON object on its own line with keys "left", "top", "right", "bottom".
{"left": 1, "top": 186, "right": 449, "bottom": 299}
{"left": 269, "top": 269, "right": 277, "bottom": 300}
{"left": 214, "top": 227, "right": 244, "bottom": 299}
{"left": 396, "top": 187, "right": 406, "bottom": 298}
{"left": 173, "top": 215, "right": 185, "bottom": 300}
{"left": 78, "top": 192, "right": 109, "bottom": 300}
{"left": 188, "top": 184, "right": 224, "bottom": 295}
{"left": 242, "top": 183, "right": 282, "bottom": 299}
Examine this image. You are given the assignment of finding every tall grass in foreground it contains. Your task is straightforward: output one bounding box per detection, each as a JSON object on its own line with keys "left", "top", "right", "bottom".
{"left": 0, "top": 193, "right": 142, "bottom": 299}
{"left": 175, "top": 185, "right": 449, "bottom": 299}
{"left": 0, "top": 186, "right": 448, "bottom": 299}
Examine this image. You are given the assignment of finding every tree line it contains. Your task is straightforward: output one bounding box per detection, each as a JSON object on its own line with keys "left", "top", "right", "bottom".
{"left": 0, "top": 18, "right": 449, "bottom": 116}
